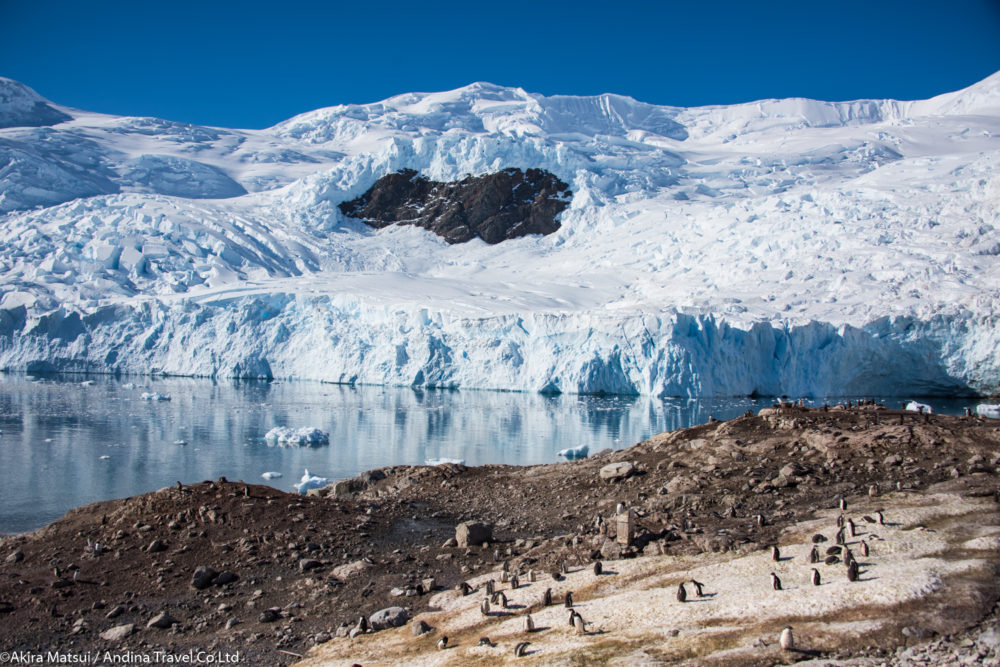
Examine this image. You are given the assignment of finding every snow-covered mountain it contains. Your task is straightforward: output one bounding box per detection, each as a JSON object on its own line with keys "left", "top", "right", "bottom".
{"left": 1, "top": 74, "right": 998, "bottom": 397}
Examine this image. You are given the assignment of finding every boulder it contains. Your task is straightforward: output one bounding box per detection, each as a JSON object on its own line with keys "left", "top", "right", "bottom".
{"left": 332, "top": 559, "right": 372, "bottom": 580}
{"left": 190, "top": 566, "right": 218, "bottom": 590}
{"left": 600, "top": 461, "right": 637, "bottom": 482}
{"left": 214, "top": 571, "right": 238, "bottom": 586}
{"left": 411, "top": 619, "right": 431, "bottom": 636}
{"left": 100, "top": 623, "right": 135, "bottom": 641}
{"left": 146, "top": 611, "right": 177, "bottom": 629}
{"left": 455, "top": 521, "right": 493, "bottom": 548}
{"left": 369, "top": 606, "right": 409, "bottom": 631}
{"left": 299, "top": 559, "right": 322, "bottom": 572}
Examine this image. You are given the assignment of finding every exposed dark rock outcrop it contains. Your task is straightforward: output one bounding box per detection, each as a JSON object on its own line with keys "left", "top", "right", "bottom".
{"left": 338, "top": 168, "right": 571, "bottom": 244}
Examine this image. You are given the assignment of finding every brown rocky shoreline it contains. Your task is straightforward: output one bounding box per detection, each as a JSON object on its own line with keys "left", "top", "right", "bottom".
{"left": 1, "top": 403, "right": 998, "bottom": 665}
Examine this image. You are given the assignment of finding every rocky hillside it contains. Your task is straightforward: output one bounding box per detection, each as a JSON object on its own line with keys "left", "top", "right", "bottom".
{"left": 338, "top": 168, "right": 571, "bottom": 244}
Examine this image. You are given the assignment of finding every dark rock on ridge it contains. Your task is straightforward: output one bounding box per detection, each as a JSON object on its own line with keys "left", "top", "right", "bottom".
{"left": 339, "top": 168, "right": 571, "bottom": 244}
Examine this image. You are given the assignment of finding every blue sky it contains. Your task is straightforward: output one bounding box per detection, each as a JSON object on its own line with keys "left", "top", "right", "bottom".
{"left": 2, "top": 0, "right": 998, "bottom": 129}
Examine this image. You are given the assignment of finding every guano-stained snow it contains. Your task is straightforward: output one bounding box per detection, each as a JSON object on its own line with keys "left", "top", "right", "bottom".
{"left": 0, "top": 74, "right": 998, "bottom": 396}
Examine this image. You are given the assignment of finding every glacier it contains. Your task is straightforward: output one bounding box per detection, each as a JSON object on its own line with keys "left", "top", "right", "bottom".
{"left": 0, "top": 75, "right": 998, "bottom": 397}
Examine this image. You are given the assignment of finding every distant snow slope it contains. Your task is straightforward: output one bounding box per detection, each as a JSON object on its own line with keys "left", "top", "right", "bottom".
{"left": 0, "top": 74, "right": 998, "bottom": 396}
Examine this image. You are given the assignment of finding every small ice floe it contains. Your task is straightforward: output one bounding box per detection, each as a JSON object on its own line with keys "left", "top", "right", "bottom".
{"left": 81, "top": 380, "right": 96, "bottom": 386}
{"left": 122, "top": 382, "right": 136, "bottom": 389}
{"left": 261, "top": 471, "right": 283, "bottom": 480}
{"left": 425, "top": 457, "right": 465, "bottom": 466}
{"left": 99, "top": 455, "right": 110, "bottom": 460}
{"left": 904, "top": 401, "right": 932, "bottom": 413}
{"left": 264, "top": 426, "right": 330, "bottom": 447}
{"left": 173, "top": 439, "right": 188, "bottom": 446}
{"left": 976, "top": 404, "right": 1000, "bottom": 419}
{"left": 558, "top": 445, "right": 590, "bottom": 460}
{"left": 294, "top": 468, "right": 329, "bottom": 494}
{"left": 140, "top": 392, "right": 172, "bottom": 401}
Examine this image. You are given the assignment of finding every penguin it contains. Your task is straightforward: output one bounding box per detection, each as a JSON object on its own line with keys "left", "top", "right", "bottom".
{"left": 843, "top": 549, "right": 855, "bottom": 568}
{"left": 593, "top": 561, "right": 603, "bottom": 576}
{"left": 561, "top": 559, "right": 569, "bottom": 575}
{"left": 551, "top": 571, "right": 564, "bottom": 582}
{"left": 510, "top": 575, "right": 520, "bottom": 590}
{"left": 480, "top": 597, "right": 491, "bottom": 616}
{"left": 824, "top": 555, "right": 841, "bottom": 565}
{"left": 756, "top": 514, "right": 765, "bottom": 527}
{"left": 500, "top": 570, "right": 509, "bottom": 584}
{"left": 863, "top": 515, "right": 876, "bottom": 524}
{"left": 677, "top": 582, "right": 687, "bottom": 602}
{"left": 459, "top": 582, "right": 472, "bottom": 596}
{"left": 502, "top": 559, "right": 511, "bottom": 573}
{"left": 176, "top": 481, "right": 183, "bottom": 492}
{"left": 811, "top": 533, "right": 827, "bottom": 543}
{"left": 491, "top": 591, "right": 508, "bottom": 608}
{"left": 770, "top": 572, "right": 782, "bottom": 591}
{"left": 691, "top": 579, "right": 705, "bottom": 597}
{"left": 839, "top": 497, "right": 847, "bottom": 511}
{"left": 836, "top": 513, "right": 845, "bottom": 528}
{"left": 543, "top": 588, "right": 552, "bottom": 606}
{"left": 528, "top": 569, "right": 536, "bottom": 583}
{"left": 847, "top": 560, "right": 859, "bottom": 582}
{"left": 835, "top": 527, "right": 846, "bottom": 545}
{"left": 826, "top": 545, "right": 842, "bottom": 555}
{"left": 771, "top": 545, "right": 781, "bottom": 562}
{"left": 860, "top": 540, "right": 870, "bottom": 558}
{"left": 486, "top": 579, "right": 495, "bottom": 596}
{"left": 564, "top": 591, "right": 574, "bottom": 608}
{"left": 478, "top": 637, "right": 495, "bottom": 647}
{"left": 809, "top": 545, "right": 820, "bottom": 564}
{"left": 514, "top": 641, "right": 530, "bottom": 657}
{"left": 869, "top": 483, "right": 879, "bottom": 498}
{"left": 847, "top": 517, "right": 857, "bottom": 537}
{"left": 358, "top": 615, "right": 369, "bottom": 633}
{"left": 523, "top": 614, "right": 535, "bottom": 633}
{"left": 780, "top": 626, "right": 795, "bottom": 651}
{"left": 811, "top": 568, "right": 821, "bottom": 586}
{"left": 573, "top": 611, "right": 587, "bottom": 635}
{"left": 877, "top": 511, "right": 885, "bottom": 526}
{"left": 568, "top": 609, "right": 579, "bottom": 627}
{"left": 437, "top": 636, "right": 448, "bottom": 650}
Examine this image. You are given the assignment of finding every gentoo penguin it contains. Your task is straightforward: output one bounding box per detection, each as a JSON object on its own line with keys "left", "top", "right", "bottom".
{"left": 839, "top": 497, "right": 847, "bottom": 511}
{"left": 836, "top": 513, "right": 845, "bottom": 528}
{"left": 811, "top": 568, "right": 821, "bottom": 586}
{"left": 543, "top": 588, "right": 553, "bottom": 606}
{"left": 593, "top": 560, "right": 603, "bottom": 576}
{"left": 514, "top": 641, "right": 530, "bottom": 657}
{"left": 877, "top": 510, "right": 885, "bottom": 526}
{"left": 551, "top": 571, "right": 564, "bottom": 582}
{"left": 847, "top": 518, "right": 857, "bottom": 537}
{"left": 568, "top": 609, "right": 579, "bottom": 626}
{"left": 826, "top": 545, "right": 842, "bottom": 555}
{"left": 835, "top": 527, "right": 846, "bottom": 545}
{"left": 809, "top": 545, "right": 820, "bottom": 563}
{"left": 863, "top": 515, "right": 876, "bottom": 524}
{"left": 812, "top": 533, "right": 828, "bottom": 543}
{"left": 478, "top": 637, "right": 495, "bottom": 647}
{"left": 869, "top": 483, "right": 879, "bottom": 498}
{"left": 780, "top": 626, "right": 795, "bottom": 651}
{"left": 691, "top": 579, "right": 705, "bottom": 597}
{"left": 677, "top": 582, "right": 687, "bottom": 602}
{"left": 510, "top": 575, "right": 520, "bottom": 590}
{"left": 756, "top": 514, "right": 765, "bottom": 527}
{"left": 860, "top": 540, "right": 870, "bottom": 557}
{"left": 523, "top": 614, "right": 535, "bottom": 633}
{"left": 500, "top": 570, "right": 509, "bottom": 584}
{"left": 358, "top": 615, "right": 369, "bottom": 633}
{"left": 480, "top": 597, "right": 491, "bottom": 616}
{"left": 502, "top": 559, "right": 511, "bottom": 573}
{"left": 847, "top": 560, "right": 859, "bottom": 582}
{"left": 771, "top": 545, "right": 781, "bottom": 562}
{"left": 437, "top": 636, "right": 448, "bottom": 650}
{"left": 486, "top": 579, "right": 495, "bottom": 596}
{"left": 459, "top": 582, "right": 472, "bottom": 596}
{"left": 824, "top": 555, "right": 841, "bottom": 565}
{"left": 561, "top": 559, "right": 570, "bottom": 575}
{"left": 564, "top": 591, "right": 574, "bottom": 608}
{"left": 843, "top": 549, "right": 855, "bottom": 568}
{"left": 770, "top": 572, "right": 782, "bottom": 591}
{"left": 573, "top": 611, "right": 587, "bottom": 635}
{"left": 528, "top": 569, "right": 536, "bottom": 583}
{"left": 491, "top": 591, "right": 507, "bottom": 608}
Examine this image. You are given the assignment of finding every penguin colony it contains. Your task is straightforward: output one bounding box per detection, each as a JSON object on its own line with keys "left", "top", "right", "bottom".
{"left": 400, "top": 497, "right": 886, "bottom": 658}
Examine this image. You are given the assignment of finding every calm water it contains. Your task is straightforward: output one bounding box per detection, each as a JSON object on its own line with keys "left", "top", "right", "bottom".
{"left": 0, "top": 374, "right": 975, "bottom": 534}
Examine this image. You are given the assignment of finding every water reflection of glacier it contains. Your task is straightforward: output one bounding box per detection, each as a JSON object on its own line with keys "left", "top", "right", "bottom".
{"left": 0, "top": 375, "right": 971, "bottom": 534}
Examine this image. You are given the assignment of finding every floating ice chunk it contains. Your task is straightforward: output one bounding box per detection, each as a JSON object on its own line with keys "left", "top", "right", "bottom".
{"left": 294, "top": 468, "right": 329, "bottom": 494}
{"left": 173, "top": 439, "right": 187, "bottom": 446}
{"left": 99, "top": 455, "right": 110, "bottom": 460}
{"left": 122, "top": 383, "right": 136, "bottom": 390}
{"left": 904, "top": 401, "right": 932, "bottom": 413}
{"left": 261, "top": 471, "right": 283, "bottom": 479}
{"left": 557, "top": 445, "right": 590, "bottom": 460}
{"left": 264, "top": 426, "right": 330, "bottom": 447}
{"left": 976, "top": 404, "right": 1000, "bottom": 419}
{"left": 140, "top": 392, "right": 172, "bottom": 401}
{"left": 81, "top": 380, "right": 96, "bottom": 386}
{"left": 425, "top": 457, "right": 465, "bottom": 466}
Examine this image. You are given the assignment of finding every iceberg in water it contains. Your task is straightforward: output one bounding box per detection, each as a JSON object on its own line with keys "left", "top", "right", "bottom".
{"left": 904, "top": 401, "right": 932, "bottom": 413}
{"left": 976, "top": 404, "right": 1000, "bottom": 419}
{"left": 425, "top": 457, "right": 465, "bottom": 466}
{"left": 261, "top": 471, "right": 283, "bottom": 479}
{"left": 140, "top": 392, "right": 172, "bottom": 401}
{"left": 264, "top": 426, "right": 330, "bottom": 446}
{"left": 557, "top": 445, "right": 589, "bottom": 460}
{"left": 294, "top": 468, "right": 329, "bottom": 494}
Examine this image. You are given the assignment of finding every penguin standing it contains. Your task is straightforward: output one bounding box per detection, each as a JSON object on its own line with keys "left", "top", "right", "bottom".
{"left": 437, "top": 636, "right": 448, "bottom": 650}
{"left": 847, "top": 518, "right": 856, "bottom": 537}
{"left": 510, "top": 574, "right": 520, "bottom": 590}
{"left": 691, "top": 579, "right": 705, "bottom": 597}
{"left": 771, "top": 545, "right": 781, "bottom": 562}
{"left": 486, "top": 579, "right": 495, "bottom": 596}
{"left": 593, "top": 561, "right": 603, "bottom": 576}
{"left": 860, "top": 540, "right": 870, "bottom": 557}
{"left": 847, "top": 560, "right": 859, "bottom": 582}
{"left": 564, "top": 591, "right": 574, "bottom": 608}
{"left": 811, "top": 568, "right": 821, "bottom": 586}
{"left": 835, "top": 527, "right": 846, "bottom": 545}
{"left": 528, "top": 569, "right": 536, "bottom": 583}
{"left": 523, "top": 614, "right": 535, "bottom": 633}
{"left": 677, "top": 582, "right": 687, "bottom": 603}
{"left": 480, "top": 597, "right": 491, "bottom": 616}
{"left": 877, "top": 511, "right": 885, "bottom": 526}
{"left": 809, "top": 545, "right": 820, "bottom": 564}
{"left": 573, "top": 611, "right": 587, "bottom": 635}
{"left": 780, "top": 626, "right": 795, "bottom": 651}
{"left": 514, "top": 641, "right": 530, "bottom": 657}
{"left": 770, "top": 572, "right": 782, "bottom": 591}
{"left": 543, "top": 588, "right": 552, "bottom": 606}
{"left": 839, "top": 497, "right": 847, "bottom": 511}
